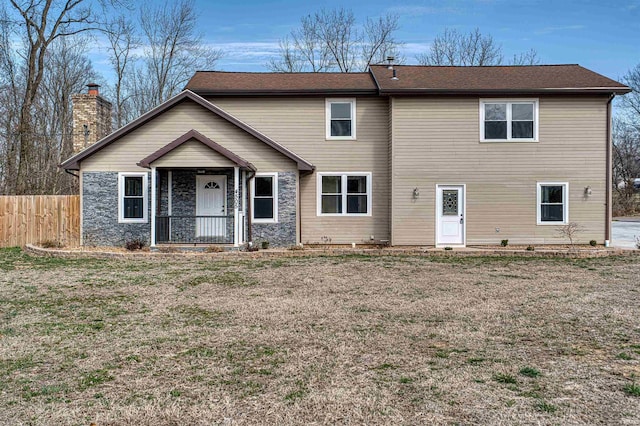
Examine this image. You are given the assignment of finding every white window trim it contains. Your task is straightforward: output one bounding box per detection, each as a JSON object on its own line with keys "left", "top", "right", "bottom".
{"left": 118, "top": 172, "right": 148, "bottom": 223}
{"left": 326, "top": 98, "right": 356, "bottom": 140}
{"left": 251, "top": 172, "right": 278, "bottom": 224}
{"left": 480, "top": 99, "right": 539, "bottom": 142}
{"left": 317, "top": 172, "right": 372, "bottom": 216}
{"left": 537, "top": 182, "right": 569, "bottom": 225}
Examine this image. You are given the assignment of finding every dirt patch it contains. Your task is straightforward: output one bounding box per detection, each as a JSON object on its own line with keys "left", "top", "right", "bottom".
{"left": 1, "top": 248, "right": 640, "bottom": 424}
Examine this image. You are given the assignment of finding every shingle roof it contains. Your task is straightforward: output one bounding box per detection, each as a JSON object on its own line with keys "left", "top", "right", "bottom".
{"left": 185, "top": 65, "right": 629, "bottom": 96}
{"left": 369, "top": 64, "right": 630, "bottom": 94}
{"left": 185, "top": 71, "right": 378, "bottom": 95}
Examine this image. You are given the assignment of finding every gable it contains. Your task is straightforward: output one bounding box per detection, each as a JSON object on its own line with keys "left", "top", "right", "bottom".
{"left": 61, "top": 90, "right": 313, "bottom": 172}
{"left": 80, "top": 100, "right": 298, "bottom": 172}
{"left": 146, "top": 139, "right": 236, "bottom": 168}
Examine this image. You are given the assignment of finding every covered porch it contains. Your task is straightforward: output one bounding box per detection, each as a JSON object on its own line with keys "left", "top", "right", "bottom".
{"left": 139, "top": 129, "right": 256, "bottom": 248}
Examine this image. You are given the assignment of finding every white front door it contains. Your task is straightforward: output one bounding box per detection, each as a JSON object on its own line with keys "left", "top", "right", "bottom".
{"left": 196, "top": 175, "right": 226, "bottom": 238}
{"left": 436, "top": 185, "right": 465, "bottom": 246}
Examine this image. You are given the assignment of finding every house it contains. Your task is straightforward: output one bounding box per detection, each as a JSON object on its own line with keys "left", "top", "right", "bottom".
{"left": 60, "top": 64, "right": 630, "bottom": 248}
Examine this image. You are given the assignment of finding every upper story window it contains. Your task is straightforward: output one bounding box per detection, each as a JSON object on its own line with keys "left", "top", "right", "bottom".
{"left": 251, "top": 173, "right": 278, "bottom": 223}
{"left": 317, "top": 172, "right": 371, "bottom": 216}
{"left": 480, "top": 99, "right": 538, "bottom": 142}
{"left": 118, "top": 172, "right": 148, "bottom": 223}
{"left": 326, "top": 98, "right": 356, "bottom": 140}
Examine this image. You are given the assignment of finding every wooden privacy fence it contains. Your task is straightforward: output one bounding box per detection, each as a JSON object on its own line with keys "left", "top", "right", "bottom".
{"left": 0, "top": 195, "right": 80, "bottom": 248}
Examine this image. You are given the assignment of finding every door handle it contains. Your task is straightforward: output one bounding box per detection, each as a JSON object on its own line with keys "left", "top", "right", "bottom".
{"left": 460, "top": 215, "right": 464, "bottom": 224}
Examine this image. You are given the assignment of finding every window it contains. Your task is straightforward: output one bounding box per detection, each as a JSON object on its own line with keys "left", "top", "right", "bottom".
{"left": 251, "top": 173, "right": 278, "bottom": 223}
{"left": 326, "top": 98, "right": 356, "bottom": 140}
{"left": 317, "top": 173, "right": 371, "bottom": 216}
{"left": 118, "top": 172, "right": 148, "bottom": 223}
{"left": 537, "top": 182, "right": 568, "bottom": 224}
{"left": 480, "top": 99, "right": 538, "bottom": 142}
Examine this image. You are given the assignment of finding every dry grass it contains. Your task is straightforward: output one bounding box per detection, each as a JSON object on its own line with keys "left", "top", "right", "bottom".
{"left": 1, "top": 248, "right": 640, "bottom": 425}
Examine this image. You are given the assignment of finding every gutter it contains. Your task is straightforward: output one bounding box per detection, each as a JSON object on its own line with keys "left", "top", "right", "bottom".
{"left": 605, "top": 94, "right": 615, "bottom": 245}
{"left": 377, "top": 88, "right": 631, "bottom": 96}
{"left": 64, "top": 169, "right": 79, "bottom": 178}
{"left": 191, "top": 89, "right": 379, "bottom": 97}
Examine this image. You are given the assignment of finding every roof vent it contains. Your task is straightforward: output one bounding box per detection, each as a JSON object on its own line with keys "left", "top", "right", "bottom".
{"left": 391, "top": 68, "right": 399, "bottom": 81}
{"left": 386, "top": 56, "right": 395, "bottom": 70}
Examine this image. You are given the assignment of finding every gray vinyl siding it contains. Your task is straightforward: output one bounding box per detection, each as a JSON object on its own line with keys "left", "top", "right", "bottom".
{"left": 390, "top": 96, "right": 608, "bottom": 245}
{"left": 208, "top": 96, "right": 390, "bottom": 245}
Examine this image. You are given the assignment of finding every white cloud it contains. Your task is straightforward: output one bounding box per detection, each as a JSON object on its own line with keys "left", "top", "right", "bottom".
{"left": 534, "top": 25, "right": 585, "bottom": 35}
{"left": 387, "top": 5, "right": 460, "bottom": 16}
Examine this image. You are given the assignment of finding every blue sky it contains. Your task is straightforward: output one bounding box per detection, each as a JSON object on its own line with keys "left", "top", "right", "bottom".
{"left": 96, "top": 0, "right": 640, "bottom": 81}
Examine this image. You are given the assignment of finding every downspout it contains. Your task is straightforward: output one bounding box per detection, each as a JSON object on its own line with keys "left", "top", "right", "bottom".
{"left": 605, "top": 94, "right": 615, "bottom": 246}
{"left": 245, "top": 170, "right": 255, "bottom": 243}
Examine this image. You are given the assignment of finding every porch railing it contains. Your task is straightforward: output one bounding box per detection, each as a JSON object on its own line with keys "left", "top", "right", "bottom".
{"left": 156, "top": 215, "right": 233, "bottom": 244}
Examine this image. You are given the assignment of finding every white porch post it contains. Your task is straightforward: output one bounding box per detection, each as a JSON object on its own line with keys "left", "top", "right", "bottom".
{"left": 150, "top": 167, "right": 157, "bottom": 247}
{"left": 241, "top": 170, "right": 247, "bottom": 244}
{"left": 233, "top": 166, "right": 240, "bottom": 247}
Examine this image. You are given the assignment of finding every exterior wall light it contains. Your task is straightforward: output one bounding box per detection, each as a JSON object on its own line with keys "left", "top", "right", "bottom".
{"left": 584, "top": 186, "right": 592, "bottom": 197}
{"left": 413, "top": 188, "right": 420, "bottom": 199}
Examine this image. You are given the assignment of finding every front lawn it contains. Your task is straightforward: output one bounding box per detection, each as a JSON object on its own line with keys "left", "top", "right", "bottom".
{"left": 1, "top": 248, "right": 639, "bottom": 424}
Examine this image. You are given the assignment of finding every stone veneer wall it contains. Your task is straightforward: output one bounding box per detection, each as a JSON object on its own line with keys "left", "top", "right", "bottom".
{"left": 252, "top": 172, "right": 296, "bottom": 247}
{"left": 82, "top": 169, "right": 293, "bottom": 247}
{"left": 169, "top": 169, "right": 237, "bottom": 243}
{"left": 82, "top": 172, "right": 150, "bottom": 246}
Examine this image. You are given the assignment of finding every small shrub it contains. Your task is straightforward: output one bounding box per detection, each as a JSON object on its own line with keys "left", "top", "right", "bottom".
{"left": 444, "top": 246, "right": 453, "bottom": 251}
{"left": 526, "top": 245, "right": 535, "bottom": 251}
{"left": 589, "top": 240, "right": 597, "bottom": 247}
{"left": 261, "top": 241, "right": 270, "bottom": 249}
{"left": 617, "top": 352, "right": 633, "bottom": 360}
{"left": 288, "top": 244, "right": 304, "bottom": 251}
{"left": 40, "top": 239, "right": 63, "bottom": 249}
{"left": 205, "top": 245, "right": 224, "bottom": 253}
{"left": 501, "top": 239, "right": 509, "bottom": 247}
{"left": 493, "top": 373, "right": 517, "bottom": 384}
{"left": 557, "top": 222, "right": 583, "bottom": 248}
{"left": 125, "top": 238, "right": 146, "bottom": 251}
{"left": 519, "top": 366, "right": 541, "bottom": 378}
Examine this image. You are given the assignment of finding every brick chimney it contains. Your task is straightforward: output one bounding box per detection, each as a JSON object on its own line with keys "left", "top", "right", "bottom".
{"left": 72, "top": 83, "right": 112, "bottom": 153}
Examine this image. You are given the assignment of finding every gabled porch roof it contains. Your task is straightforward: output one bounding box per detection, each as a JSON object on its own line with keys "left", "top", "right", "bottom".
{"left": 137, "top": 129, "right": 256, "bottom": 170}
{"left": 60, "top": 90, "right": 315, "bottom": 172}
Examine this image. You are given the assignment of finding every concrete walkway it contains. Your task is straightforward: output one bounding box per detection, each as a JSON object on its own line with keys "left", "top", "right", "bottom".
{"left": 612, "top": 218, "right": 640, "bottom": 249}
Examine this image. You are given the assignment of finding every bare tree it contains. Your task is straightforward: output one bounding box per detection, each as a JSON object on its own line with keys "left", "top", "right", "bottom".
{"left": 417, "top": 28, "right": 540, "bottom": 67}
{"left": 621, "top": 63, "right": 640, "bottom": 119}
{"left": 38, "top": 37, "right": 99, "bottom": 194}
{"left": 2, "top": 0, "right": 101, "bottom": 194}
{"left": 557, "top": 222, "right": 583, "bottom": 250}
{"left": 267, "top": 8, "right": 401, "bottom": 73}
{"left": 266, "top": 37, "right": 305, "bottom": 73}
{"left": 137, "top": 0, "right": 222, "bottom": 111}
{"left": 105, "top": 15, "right": 139, "bottom": 128}
{"left": 612, "top": 119, "right": 640, "bottom": 215}
{"left": 417, "top": 28, "right": 503, "bottom": 66}
{"left": 510, "top": 48, "right": 541, "bottom": 65}
{"left": 612, "top": 64, "right": 640, "bottom": 215}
